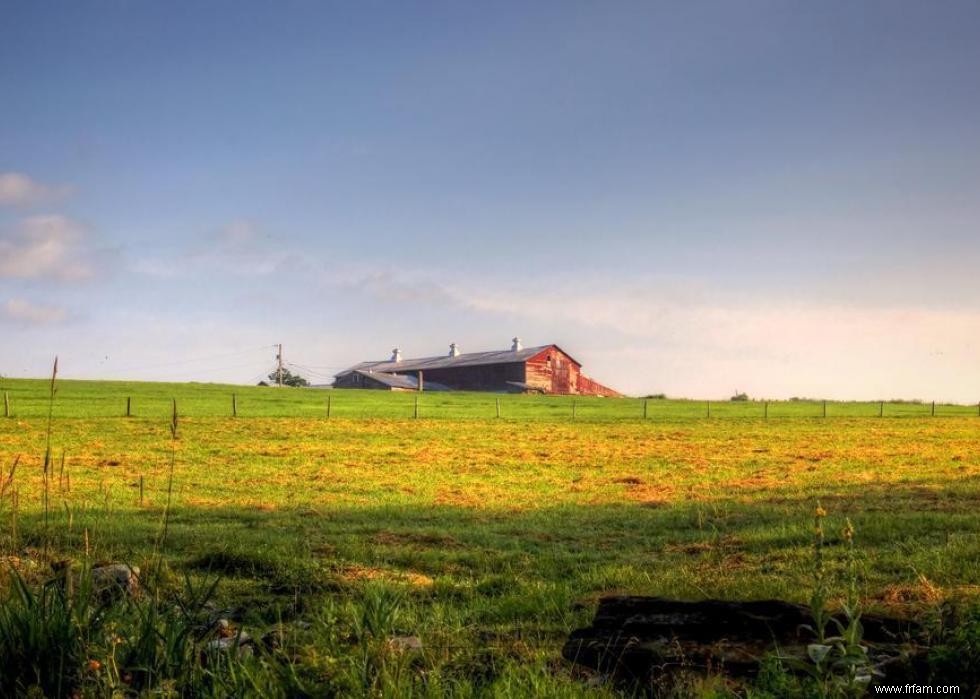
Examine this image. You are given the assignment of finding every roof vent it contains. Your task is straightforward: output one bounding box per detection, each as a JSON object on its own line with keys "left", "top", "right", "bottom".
{"left": 448, "top": 342, "right": 460, "bottom": 358}
{"left": 511, "top": 337, "right": 522, "bottom": 351}
{"left": 391, "top": 348, "right": 402, "bottom": 362}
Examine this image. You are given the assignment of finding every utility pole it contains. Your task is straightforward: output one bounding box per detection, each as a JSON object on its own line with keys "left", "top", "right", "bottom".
{"left": 276, "top": 344, "right": 283, "bottom": 387}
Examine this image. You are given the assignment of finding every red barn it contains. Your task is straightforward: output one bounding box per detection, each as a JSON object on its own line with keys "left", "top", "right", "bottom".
{"left": 333, "top": 338, "right": 619, "bottom": 396}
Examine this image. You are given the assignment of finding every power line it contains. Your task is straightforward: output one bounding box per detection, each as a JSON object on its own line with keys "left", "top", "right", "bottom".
{"left": 282, "top": 360, "right": 345, "bottom": 370}
{"left": 284, "top": 361, "right": 338, "bottom": 377}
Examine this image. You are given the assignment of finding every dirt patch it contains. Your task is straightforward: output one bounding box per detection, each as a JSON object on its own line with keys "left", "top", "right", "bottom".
{"left": 433, "top": 487, "right": 486, "bottom": 508}
{"left": 337, "top": 565, "right": 435, "bottom": 588}
{"left": 372, "top": 530, "right": 461, "bottom": 549}
{"left": 665, "top": 541, "right": 714, "bottom": 555}
{"left": 870, "top": 575, "right": 945, "bottom": 613}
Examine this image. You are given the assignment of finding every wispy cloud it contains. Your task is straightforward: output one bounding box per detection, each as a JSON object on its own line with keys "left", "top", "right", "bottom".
{"left": 131, "top": 219, "right": 297, "bottom": 278}
{"left": 0, "top": 172, "right": 72, "bottom": 207}
{"left": 0, "top": 215, "right": 95, "bottom": 280}
{"left": 1, "top": 298, "right": 68, "bottom": 325}
{"left": 344, "top": 269, "right": 459, "bottom": 305}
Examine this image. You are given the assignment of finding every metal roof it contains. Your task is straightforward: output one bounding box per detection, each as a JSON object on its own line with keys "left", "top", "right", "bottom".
{"left": 336, "top": 345, "right": 566, "bottom": 377}
{"left": 355, "top": 370, "right": 419, "bottom": 389}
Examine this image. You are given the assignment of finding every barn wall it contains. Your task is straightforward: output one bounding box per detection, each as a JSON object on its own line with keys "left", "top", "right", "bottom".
{"left": 332, "top": 373, "right": 362, "bottom": 389}
{"left": 404, "top": 362, "right": 525, "bottom": 391}
{"left": 525, "top": 347, "right": 582, "bottom": 394}
{"left": 576, "top": 373, "right": 621, "bottom": 397}
{"left": 524, "top": 347, "right": 620, "bottom": 396}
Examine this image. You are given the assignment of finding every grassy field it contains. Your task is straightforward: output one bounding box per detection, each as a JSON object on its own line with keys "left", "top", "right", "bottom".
{"left": 1, "top": 378, "right": 979, "bottom": 695}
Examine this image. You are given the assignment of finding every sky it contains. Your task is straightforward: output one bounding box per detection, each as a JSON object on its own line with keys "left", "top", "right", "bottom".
{"left": 1, "top": 1, "right": 979, "bottom": 400}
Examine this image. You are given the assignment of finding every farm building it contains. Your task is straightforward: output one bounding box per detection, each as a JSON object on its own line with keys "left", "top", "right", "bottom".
{"left": 333, "top": 339, "right": 619, "bottom": 396}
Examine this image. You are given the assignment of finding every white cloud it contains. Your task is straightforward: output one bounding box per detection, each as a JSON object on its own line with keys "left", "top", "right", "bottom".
{"left": 1, "top": 298, "right": 67, "bottom": 325}
{"left": 0, "top": 172, "right": 71, "bottom": 207}
{"left": 0, "top": 215, "right": 94, "bottom": 280}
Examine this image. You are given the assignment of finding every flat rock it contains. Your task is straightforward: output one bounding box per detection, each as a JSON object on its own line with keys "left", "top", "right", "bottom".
{"left": 563, "top": 596, "right": 926, "bottom": 685}
{"left": 92, "top": 563, "right": 140, "bottom": 598}
{"left": 388, "top": 635, "right": 423, "bottom": 652}
{"left": 206, "top": 631, "right": 254, "bottom": 658}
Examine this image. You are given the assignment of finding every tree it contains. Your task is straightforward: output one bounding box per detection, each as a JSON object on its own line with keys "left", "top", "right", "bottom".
{"left": 267, "top": 368, "right": 310, "bottom": 387}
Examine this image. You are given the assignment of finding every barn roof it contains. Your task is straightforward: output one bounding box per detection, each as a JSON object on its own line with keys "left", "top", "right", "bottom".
{"left": 354, "top": 370, "right": 419, "bottom": 389}
{"left": 336, "top": 344, "right": 579, "bottom": 377}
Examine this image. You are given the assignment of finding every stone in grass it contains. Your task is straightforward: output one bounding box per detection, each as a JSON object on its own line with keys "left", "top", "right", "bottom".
{"left": 204, "top": 631, "right": 255, "bottom": 658}
{"left": 388, "top": 636, "right": 423, "bottom": 653}
{"left": 92, "top": 563, "right": 140, "bottom": 599}
{"left": 262, "top": 628, "right": 285, "bottom": 651}
{"left": 563, "top": 596, "right": 927, "bottom": 687}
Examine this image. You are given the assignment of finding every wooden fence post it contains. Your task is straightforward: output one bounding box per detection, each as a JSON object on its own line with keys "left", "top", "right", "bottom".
{"left": 495, "top": 397, "right": 500, "bottom": 419}
{"left": 572, "top": 400, "right": 576, "bottom": 420}
{"left": 822, "top": 400, "right": 827, "bottom": 419}
{"left": 706, "top": 400, "right": 710, "bottom": 418}
{"left": 232, "top": 394, "right": 237, "bottom": 417}
{"left": 764, "top": 401, "right": 768, "bottom": 419}
{"left": 3, "top": 391, "right": 8, "bottom": 418}
{"left": 931, "top": 401, "right": 936, "bottom": 417}
{"left": 126, "top": 396, "right": 132, "bottom": 417}
{"left": 327, "top": 395, "right": 331, "bottom": 418}
{"left": 643, "top": 399, "right": 648, "bottom": 419}
{"left": 414, "top": 395, "right": 419, "bottom": 419}
{"left": 879, "top": 401, "right": 884, "bottom": 418}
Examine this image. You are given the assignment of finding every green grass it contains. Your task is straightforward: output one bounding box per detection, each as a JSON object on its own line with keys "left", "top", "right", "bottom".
{"left": 0, "top": 377, "right": 979, "bottom": 695}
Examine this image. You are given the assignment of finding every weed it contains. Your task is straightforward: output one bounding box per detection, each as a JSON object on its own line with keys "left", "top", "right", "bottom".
{"left": 780, "top": 507, "right": 874, "bottom": 697}
{"left": 0, "top": 570, "right": 91, "bottom": 696}
{"left": 156, "top": 398, "right": 179, "bottom": 554}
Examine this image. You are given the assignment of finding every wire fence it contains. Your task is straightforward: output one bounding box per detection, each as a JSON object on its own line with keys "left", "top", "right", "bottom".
{"left": 1, "top": 381, "right": 978, "bottom": 421}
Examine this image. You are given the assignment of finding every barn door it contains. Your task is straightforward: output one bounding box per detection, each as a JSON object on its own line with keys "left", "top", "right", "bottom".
{"left": 553, "top": 354, "right": 571, "bottom": 393}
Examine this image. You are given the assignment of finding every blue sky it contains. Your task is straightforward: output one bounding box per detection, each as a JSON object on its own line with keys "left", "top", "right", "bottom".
{"left": 2, "top": 1, "right": 979, "bottom": 399}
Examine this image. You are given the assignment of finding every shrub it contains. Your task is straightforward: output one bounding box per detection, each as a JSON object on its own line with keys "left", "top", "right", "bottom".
{"left": 266, "top": 369, "right": 309, "bottom": 388}
{"left": 929, "top": 602, "right": 980, "bottom": 689}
